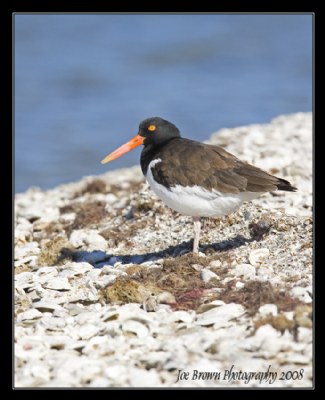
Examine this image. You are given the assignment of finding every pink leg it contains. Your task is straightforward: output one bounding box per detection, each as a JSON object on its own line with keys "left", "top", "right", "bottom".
{"left": 192, "top": 217, "right": 201, "bottom": 254}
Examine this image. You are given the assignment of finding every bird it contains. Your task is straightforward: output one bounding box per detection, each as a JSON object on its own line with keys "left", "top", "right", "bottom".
{"left": 101, "top": 117, "right": 296, "bottom": 254}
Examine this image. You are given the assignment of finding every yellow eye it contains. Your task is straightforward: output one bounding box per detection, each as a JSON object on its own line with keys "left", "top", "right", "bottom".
{"left": 148, "top": 124, "right": 156, "bottom": 132}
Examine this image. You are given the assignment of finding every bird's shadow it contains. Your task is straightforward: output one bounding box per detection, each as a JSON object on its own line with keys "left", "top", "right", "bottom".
{"left": 61, "top": 232, "right": 260, "bottom": 268}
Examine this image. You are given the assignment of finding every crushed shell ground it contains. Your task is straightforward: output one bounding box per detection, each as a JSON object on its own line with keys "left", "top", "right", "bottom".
{"left": 15, "top": 113, "right": 312, "bottom": 387}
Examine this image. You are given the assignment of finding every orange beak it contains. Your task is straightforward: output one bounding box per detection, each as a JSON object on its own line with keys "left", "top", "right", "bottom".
{"left": 101, "top": 134, "right": 144, "bottom": 164}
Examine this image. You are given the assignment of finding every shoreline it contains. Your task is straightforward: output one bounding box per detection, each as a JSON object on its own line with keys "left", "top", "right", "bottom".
{"left": 15, "top": 112, "right": 313, "bottom": 388}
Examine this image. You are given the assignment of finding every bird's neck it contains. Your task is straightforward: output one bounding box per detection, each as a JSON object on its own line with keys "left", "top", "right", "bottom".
{"left": 140, "top": 137, "right": 178, "bottom": 176}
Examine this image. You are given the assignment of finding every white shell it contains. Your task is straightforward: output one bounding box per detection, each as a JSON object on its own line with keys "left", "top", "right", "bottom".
{"left": 43, "top": 277, "right": 72, "bottom": 291}
{"left": 32, "top": 301, "right": 64, "bottom": 312}
{"left": 69, "top": 229, "right": 107, "bottom": 251}
{"left": 17, "top": 309, "right": 43, "bottom": 323}
{"left": 290, "top": 286, "right": 312, "bottom": 303}
{"left": 258, "top": 304, "right": 278, "bottom": 317}
{"left": 248, "top": 248, "right": 270, "bottom": 266}
{"left": 195, "top": 303, "right": 245, "bottom": 327}
{"left": 15, "top": 336, "right": 50, "bottom": 361}
{"left": 200, "top": 268, "right": 219, "bottom": 283}
{"left": 13, "top": 113, "right": 313, "bottom": 388}
{"left": 121, "top": 320, "right": 149, "bottom": 338}
{"left": 15, "top": 242, "right": 40, "bottom": 259}
{"left": 58, "top": 262, "right": 93, "bottom": 277}
{"left": 233, "top": 263, "right": 256, "bottom": 279}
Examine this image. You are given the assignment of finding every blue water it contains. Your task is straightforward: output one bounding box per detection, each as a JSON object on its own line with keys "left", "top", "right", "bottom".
{"left": 15, "top": 14, "right": 312, "bottom": 193}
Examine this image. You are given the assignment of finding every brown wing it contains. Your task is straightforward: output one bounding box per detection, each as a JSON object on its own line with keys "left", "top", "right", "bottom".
{"left": 151, "top": 138, "right": 296, "bottom": 193}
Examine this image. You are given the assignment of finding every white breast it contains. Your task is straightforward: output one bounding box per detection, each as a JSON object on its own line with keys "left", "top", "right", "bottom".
{"left": 146, "top": 159, "right": 262, "bottom": 218}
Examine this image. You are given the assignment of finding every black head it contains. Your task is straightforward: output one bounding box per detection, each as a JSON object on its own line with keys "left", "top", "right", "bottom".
{"left": 138, "top": 117, "right": 181, "bottom": 146}
{"left": 101, "top": 117, "right": 181, "bottom": 165}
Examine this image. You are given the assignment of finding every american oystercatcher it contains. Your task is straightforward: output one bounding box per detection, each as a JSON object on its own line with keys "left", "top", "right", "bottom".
{"left": 101, "top": 117, "right": 296, "bottom": 254}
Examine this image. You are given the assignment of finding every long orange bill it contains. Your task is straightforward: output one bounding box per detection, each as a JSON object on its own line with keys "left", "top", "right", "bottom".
{"left": 101, "top": 134, "right": 144, "bottom": 164}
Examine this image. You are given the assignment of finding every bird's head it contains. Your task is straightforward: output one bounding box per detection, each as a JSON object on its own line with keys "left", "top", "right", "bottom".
{"left": 101, "top": 117, "right": 180, "bottom": 164}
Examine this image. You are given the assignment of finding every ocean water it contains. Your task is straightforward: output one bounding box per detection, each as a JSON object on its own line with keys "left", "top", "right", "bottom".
{"left": 14, "top": 14, "right": 312, "bottom": 193}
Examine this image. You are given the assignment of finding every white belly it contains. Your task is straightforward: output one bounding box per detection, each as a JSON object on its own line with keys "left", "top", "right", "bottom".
{"left": 146, "top": 159, "right": 262, "bottom": 217}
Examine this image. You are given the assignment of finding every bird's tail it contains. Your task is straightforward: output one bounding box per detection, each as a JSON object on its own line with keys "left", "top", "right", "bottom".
{"left": 276, "top": 177, "right": 297, "bottom": 192}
